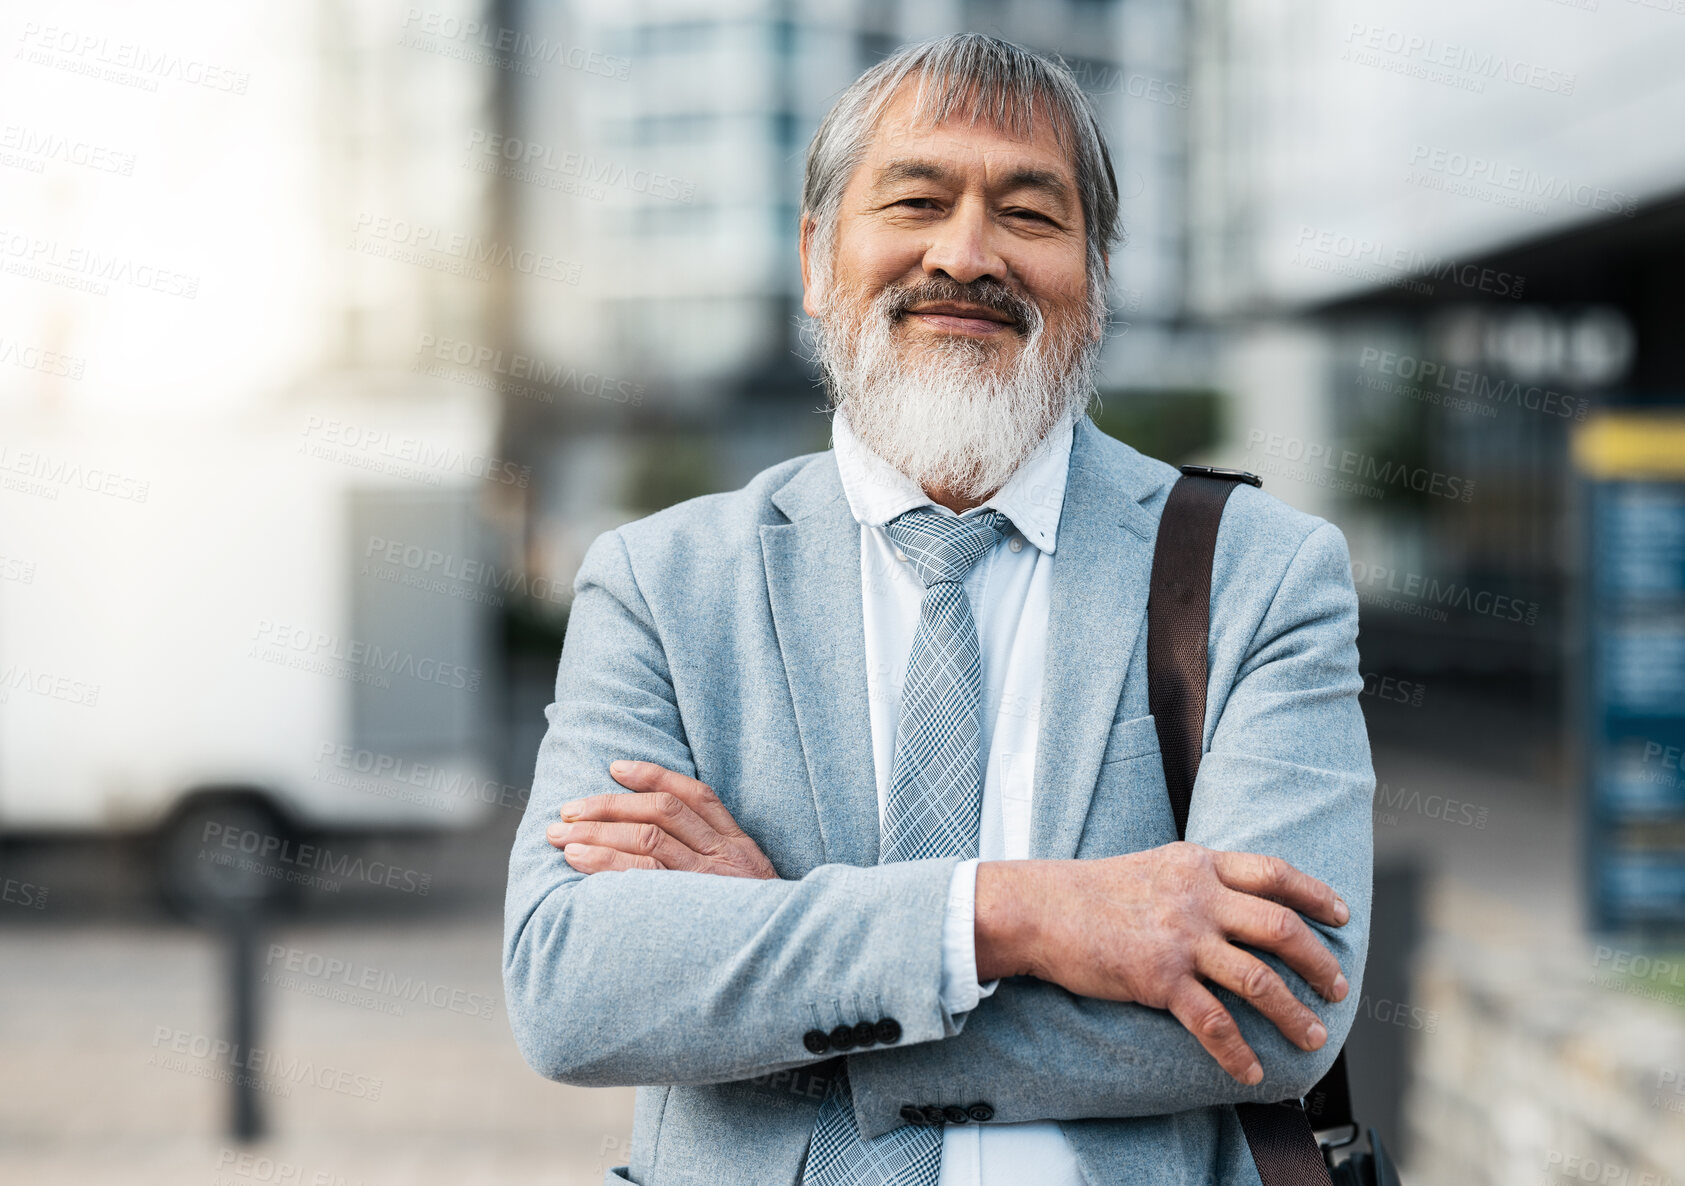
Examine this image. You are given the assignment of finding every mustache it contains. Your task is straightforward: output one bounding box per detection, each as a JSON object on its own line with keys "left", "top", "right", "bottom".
{"left": 880, "top": 276, "right": 1040, "bottom": 334}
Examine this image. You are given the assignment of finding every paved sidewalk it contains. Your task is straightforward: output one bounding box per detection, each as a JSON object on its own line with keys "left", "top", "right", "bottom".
{"left": 3, "top": 739, "right": 1650, "bottom": 1185}
{"left": 1368, "top": 742, "right": 1685, "bottom": 1183}
{"left": 0, "top": 918, "right": 635, "bottom": 1185}
{"left": 1370, "top": 739, "right": 1579, "bottom": 923}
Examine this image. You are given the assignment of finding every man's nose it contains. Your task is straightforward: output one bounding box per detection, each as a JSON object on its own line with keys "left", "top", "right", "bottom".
{"left": 920, "top": 195, "right": 1008, "bottom": 287}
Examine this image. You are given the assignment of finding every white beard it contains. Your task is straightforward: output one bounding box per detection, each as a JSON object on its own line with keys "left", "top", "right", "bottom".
{"left": 811, "top": 274, "right": 1100, "bottom": 504}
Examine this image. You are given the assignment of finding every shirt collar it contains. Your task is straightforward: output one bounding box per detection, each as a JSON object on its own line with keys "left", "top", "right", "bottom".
{"left": 830, "top": 404, "right": 1074, "bottom": 555}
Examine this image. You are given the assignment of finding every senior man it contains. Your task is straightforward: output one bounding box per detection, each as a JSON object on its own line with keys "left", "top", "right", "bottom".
{"left": 504, "top": 32, "right": 1373, "bottom": 1186}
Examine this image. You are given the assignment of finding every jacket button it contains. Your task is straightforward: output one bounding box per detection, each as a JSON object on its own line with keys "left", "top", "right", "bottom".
{"left": 828, "top": 1024, "right": 856, "bottom": 1051}
{"left": 942, "top": 1105, "right": 969, "bottom": 1124}
{"left": 874, "top": 1017, "right": 902, "bottom": 1045}
{"left": 967, "top": 1102, "right": 994, "bottom": 1123}
{"left": 802, "top": 1029, "right": 830, "bottom": 1055}
{"left": 899, "top": 1104, "right": 926, "bottom": 1126}
{"left": 851, "top": 1020, "right": 878, "bottom": 1047}
{"left": 921, "top": 1105, "right": 945, "bottom": 1126}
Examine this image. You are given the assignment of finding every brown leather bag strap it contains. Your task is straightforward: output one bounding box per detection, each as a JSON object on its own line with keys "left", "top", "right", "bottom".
{"left": 1146, "top": 467, "right": 1341, "bottom": 1186}
{"left": 1147, "top": 473, "right": 1238, "bottom": 839}
{"left": 1233, "top": 1102, "right": 1338, "bottom": 1186}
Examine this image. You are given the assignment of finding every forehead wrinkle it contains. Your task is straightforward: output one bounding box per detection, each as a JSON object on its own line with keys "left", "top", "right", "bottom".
{"left": 868, "top": 157, "right": 953, "bottom": 191}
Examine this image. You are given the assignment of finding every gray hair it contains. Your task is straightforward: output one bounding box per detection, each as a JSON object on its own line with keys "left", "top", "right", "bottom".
{"left": 801, "top": 33, "right": 1121, "bottom": 322}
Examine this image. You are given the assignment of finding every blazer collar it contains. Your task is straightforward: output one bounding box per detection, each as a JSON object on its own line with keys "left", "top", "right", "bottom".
{"left": 762, "top": 454, "right": 881, "bottom": 866}
{"left": 1030, "top": 415, "right": 1169, "bottom": 861}
{"left": 760, "top": 416, "right": 1172, "bottom": 867}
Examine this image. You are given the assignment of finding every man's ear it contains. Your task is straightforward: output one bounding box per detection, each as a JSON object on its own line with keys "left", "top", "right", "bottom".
{"left": 799, "top": 214, "right": 821, "bottom": 318}
{"left": 1090, "top": 249, "right": 1112, "bottom": 343}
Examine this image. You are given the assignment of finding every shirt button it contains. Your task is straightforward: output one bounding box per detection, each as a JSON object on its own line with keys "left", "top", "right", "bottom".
{"left": 1009, "top": 536, "right": 1024, "bottom": 553}
{"left": 895, "top": 550, "right": 908, "bottom": 562}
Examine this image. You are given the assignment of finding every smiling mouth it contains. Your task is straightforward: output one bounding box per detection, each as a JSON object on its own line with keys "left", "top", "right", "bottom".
{"left": 902, "top": 303, "right": 1019, "bottom": 336}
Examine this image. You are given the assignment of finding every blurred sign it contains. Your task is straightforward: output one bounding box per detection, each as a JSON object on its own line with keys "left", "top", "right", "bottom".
{"left": 1575, "top": 412, "right": 1685, "bottom": 929}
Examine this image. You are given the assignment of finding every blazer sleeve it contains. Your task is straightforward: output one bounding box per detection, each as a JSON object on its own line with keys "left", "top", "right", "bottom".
{"left": 843, "top": 520, "right": 1374, "bottom": 1138}
{"left": 502, "top": 527, "right": 967, "bottom": 1087}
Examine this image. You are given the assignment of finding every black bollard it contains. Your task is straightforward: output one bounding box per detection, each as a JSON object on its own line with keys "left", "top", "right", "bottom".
{"left": 224, "top": 906, "right": 265, "bottom": 1142}
{"left": 1342, "top": 859, "right": 1423, "bottom": 1164}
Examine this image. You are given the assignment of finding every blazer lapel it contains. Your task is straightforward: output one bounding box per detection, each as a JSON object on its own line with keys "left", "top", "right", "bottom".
{"left": 760, "top": 454, "right": 881, "bottom": 868}
{"left": 1031, "top": 418, "right": 1167, "bottom": 861}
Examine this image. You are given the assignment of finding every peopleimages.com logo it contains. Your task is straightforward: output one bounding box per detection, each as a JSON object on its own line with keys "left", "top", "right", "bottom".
{"left": 250, "top": 618, "right": 481, "bottom": 693}
{"left": 1349, "top": 561, "right": 1540, "bottom": 626}
{"left": 1542, "top": 1150, "right": 1677, "bottom": 1186}
{"left": 0, "top": 441, "right": 149, "bottom": 502}
{"left": 149, "top": 1027, "right": 382, "bottom": 1100}
{"left": 1, "top": 875, "right": 48, "bottom": 910}
{"left": 410, "top": 331, "right": 645, "bottom": 409}
{"left": 213, "top": 1147, "right": 372, "bottom": 1186}
{"left": 1245, "top": 430, "right": 1476, "bottom": 503}
{"left": 1407, "top": 144, "right": 1636, "bottom": 218}
{"left": 1356, "top": 346, "right": 1590, "bottom": 421}
{"left": 263, "top": 943, "right": 496, "bottom": 1020}
{"left": 1340, "top": 23, "right": 1576, "bottom": 97}
{"left": 300, "top": 415, "right": 530, "bottom": 487}
{"left": 1293, "top": 225, "right": 1525, "bottom": 299}
{"left": 398, "top": 8, "right": 629, "bottom": 80}
{"left": 15, "top": 22, "right": 251, "bottom": 95}
{"left": 199, "top": 821, "right": 432, "bottom": 896}
{"left": 314, "top": 741, "right": 530, "bottom": 813}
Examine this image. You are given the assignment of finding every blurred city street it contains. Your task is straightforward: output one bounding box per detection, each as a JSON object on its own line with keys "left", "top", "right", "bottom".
{"left": 6, "top": 0, "right": 1685, "bottom": 1182}
{"left": 0, "top": 813, "right": 638, "bottom": 1186}
{"left": 6, "top": 713, "right": 1681, "bottom": 1184}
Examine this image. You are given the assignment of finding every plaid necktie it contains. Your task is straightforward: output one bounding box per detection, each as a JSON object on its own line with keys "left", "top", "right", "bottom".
{"left": 801, "top": 505, "right": 1014, "bottom": 1186}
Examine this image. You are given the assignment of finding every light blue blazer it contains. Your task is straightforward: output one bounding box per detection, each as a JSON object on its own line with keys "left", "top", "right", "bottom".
{"left": 503, "top": 415, "right": 1375, "bottom": 1185}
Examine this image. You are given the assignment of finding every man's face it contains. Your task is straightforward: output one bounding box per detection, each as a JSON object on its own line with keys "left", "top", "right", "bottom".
{"left": 802, "top": 75, "right": 1106, "bottom": 504}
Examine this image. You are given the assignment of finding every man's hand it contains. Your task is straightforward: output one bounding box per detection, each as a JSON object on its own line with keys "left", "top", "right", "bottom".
{"left": 547, "top": 763, "right": 1349, "bottom": 1086}
{"left": 974, "top": 843, "right": 1350, "bottom": 1086}
{"left": 546, "top": 759, "right": 778, "bottom": 879}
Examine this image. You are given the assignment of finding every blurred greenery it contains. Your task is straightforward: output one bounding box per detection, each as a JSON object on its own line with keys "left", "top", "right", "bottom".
{"left": 500, "top": 592, "right": 569, "bottom": 658}
{"left": 623, "top": 432, "right": 723, "bottom": 514}
{"left": 1089, "top": 388, "right": 1225, "bottom": 463}
{"left": 1604, "top": 956, "right": 1685, "bottom": 1012}
{"left": 511, "top": 393, "right": 1224, "bottom": 656}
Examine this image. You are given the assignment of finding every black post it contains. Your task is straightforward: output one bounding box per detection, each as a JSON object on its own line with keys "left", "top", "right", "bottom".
{"left": 1344, "top": 859, "right": 1424, "bottom": 1163}
{"left": 225, "top": 908, "right": 264, "bottom": 1142}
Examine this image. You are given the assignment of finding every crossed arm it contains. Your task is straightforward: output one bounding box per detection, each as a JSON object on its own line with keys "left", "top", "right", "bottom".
{"left": 503, "top": 529, "right": 972, "bottom": 1088}
{"left": 505, "top": 523, "right": 1372, "bottom": 1133}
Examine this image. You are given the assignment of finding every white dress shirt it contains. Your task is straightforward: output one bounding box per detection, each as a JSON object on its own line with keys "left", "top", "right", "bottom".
{"left": 830, "top": 406, "right": 1087, "bottom": 1186}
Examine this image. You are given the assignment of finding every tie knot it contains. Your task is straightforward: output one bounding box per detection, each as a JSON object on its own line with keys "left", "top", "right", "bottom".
{"left": 882, "top": 506, "right": 1015, "bottom": 588}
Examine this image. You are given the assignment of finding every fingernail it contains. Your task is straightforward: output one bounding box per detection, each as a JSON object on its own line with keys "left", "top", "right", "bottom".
{"left": 559, "top": 801, "right": 582, "bottom": 819}
{"left": 1333, "top": 897, "right": 1350, "bottom": 924}
{"left": 1306, "top": 1022, "right": 1327, "bottom": 1050}
{"left": 564, "top": 843, "right": 586, "bottom": 859}
{"left": 546, "top": 823, "right": 567, "bottom": 841}
{"left": 1333, "top": 973, "right": 1348, "bottom": 1000}
{"left": 610, "top": 760, "right": 631, "bottom": 774}
{"left": 1243, "top": 1062, "right": 1262, "bottom": 1085}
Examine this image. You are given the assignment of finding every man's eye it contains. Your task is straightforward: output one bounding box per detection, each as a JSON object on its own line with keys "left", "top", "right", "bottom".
{"left": 1007, "top": 209, "right": 1053, "bottom": 223}
{"left": 894, "top": 198, "right": 938, "bottom": 210}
